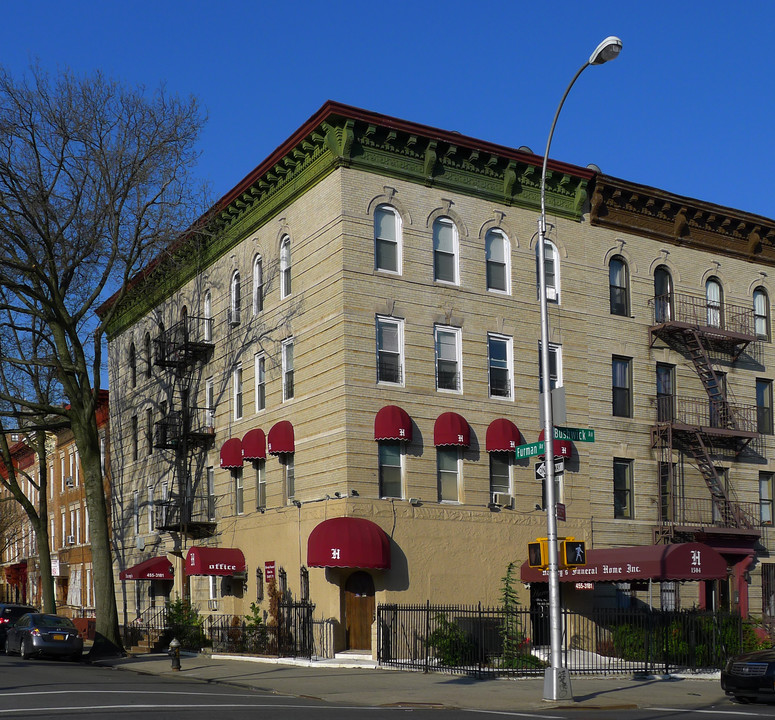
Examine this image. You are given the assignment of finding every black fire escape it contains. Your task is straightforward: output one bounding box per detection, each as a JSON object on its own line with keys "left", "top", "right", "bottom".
{"left": 650, "top": 292, "right": 761, "bottom": 543}
{"left": 152, "top": 314, "right": 216, "bottom": 539}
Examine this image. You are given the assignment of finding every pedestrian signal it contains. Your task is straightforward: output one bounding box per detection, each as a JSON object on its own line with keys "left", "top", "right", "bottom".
{"left": 527, "top": 539, "right": 548, "bottom": 568}
{"left": 562, "top": 540, "right": 586, "bottom": 567}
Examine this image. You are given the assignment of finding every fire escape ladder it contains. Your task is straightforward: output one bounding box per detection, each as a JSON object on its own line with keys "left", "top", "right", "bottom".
{"left": 683, "top": 329, "right": 737, "bottom": 430}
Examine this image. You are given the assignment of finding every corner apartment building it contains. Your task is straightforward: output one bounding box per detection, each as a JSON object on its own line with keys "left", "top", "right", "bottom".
{"left": 0, "top": 391, "right": 110, "bottom": 616}
{"left": 103, "top": 101, "right": 775, "bottom": 654}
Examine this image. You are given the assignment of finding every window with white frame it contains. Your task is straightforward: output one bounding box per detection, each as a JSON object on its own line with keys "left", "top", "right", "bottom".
{"left": 61, "top": 510, "right": 66, "bottom": 547}
{"left": 374, "top": 204, "right": 401, "bottom": 273}
{"left": 284, "top": 455, "right": 295, "bottom": 501}
{"left": 755, "top": 287, "right": 770, "bottom": 340}
{"left": 280, "top": 235, "right": 292, "bottom": 298}
{"left": 132, "top": 491, "right": 139, "bottom": 535}
{"left": 229, "top": 271, "right": 241, "bottom": 326}
{"left": 488, "top": 334, "right": 512, "bottom": 399}
{"left": 437, "top": 447, "right": 460, "bottom": 502}
{"left": 433, "top": 217, "right": 458, "bottom": 284}
{"left": 761, "top": 472, "right": 773, "bottom": 525}
{"left": 378, "top": 442, "right": 402, "bottom": 498}
{"left": 537, "top": 240, "right": 560, "bottom": 302}
{"left": 538, "top": 342, "right": 562, "bottom": 393}
{"left": 84, "top": 505, "right": 89, "bottom": 543}
{"left": 282, "top": 338, "right": 294, "bottom": 401}
{"left": 706, "top": 277, "right": 723, "bottom": 328}
{"left": 206, "top": 377, "right": 215, "bottom": 428}
{"left": 203, "top": 290, "right": 213, "bottom": 342}
{"left": 256, "top": 460, "right": 266, "bottom": 510}
{"left": 254, "top": 355, "right": 266, "bottom": 412}
{"left": 233, "top": 364, "right": 243, "bottom": 420}
{"left": 252, "top": 254, "right": 264, "bottom": 315}
{"left": 485, "top": 228, "right": 510, "bottom": 293}
{"left": 206, "top": 466, "right": 216, "bottom": 521}
{"left": 614, "top": 458, "right": 633, "bottom": 519}
{"left": 234, "top": 468, "right": 244, "bottom": 515}
{"left": 435, "top": 326, "right": 461, "bottom": 392}
{"left": 489, "top": 453, "right": 511, "bottom": 499}
{"left": 376, "top": 316, "right": 403, "bottom": 385}
{"left": 147, "top": 486, "right": 154, "bottom": 532}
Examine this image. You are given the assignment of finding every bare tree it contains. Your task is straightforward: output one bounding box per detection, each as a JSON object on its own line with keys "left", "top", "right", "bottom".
{"left": 0, "top": 63, "right": 206, "bottom": 654}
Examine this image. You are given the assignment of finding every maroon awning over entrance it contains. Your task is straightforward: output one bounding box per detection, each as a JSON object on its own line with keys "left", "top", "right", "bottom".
{"left": 119, "top": 556, "right": 174, "bottom": 581}
{"left": 219, "top": 438, "right": 243, "bottom": 468}
{"left": 185, "top": 547, "right": 246, "bottom": 576}
{"left": 307, "top": 517, "right": 391, "bottom": 569}
{"left": 434, "top": 412, "right": 470, "bottom": 447}
{"left": 268, "top": 421, "right": 294, "bottom": 455}
{"left": 486, "top": 418, "right": 520, "bottom": 452}
{"left": 242, "top": 428, "right": 266, "bottom": 460}
{"left": 374, "top": 405, "right": 413, "bottom": 442}
{"left": 520, "top": 542, "right": 729, "bottom": 583}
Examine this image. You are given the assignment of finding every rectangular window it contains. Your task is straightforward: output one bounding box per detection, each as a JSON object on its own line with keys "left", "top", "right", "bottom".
{"left": 489, "top": 453, "right": 510, "bottom": 499}
{"left": 378, "top": 442, "right": 402, "bottom": 498}
{"left": 146, "top": 408, "right": 153, "bottom": 456}
{"left": 133, "top": 491, "right": 139, "bottom": 535}
{"left": 234, "top": 468, "right": 244, "bottom": 515}
{"left": 256, "top": 460, "right": 266, "bottom": 510}
{"left": 282, "top": 339, "right": 294, "bottom": 401}
{"left": 233, "top": 364, "right": 243, "bottom": 420}
{"left": 488, "top": 334, "right": 512, "bottom": 399}
{"left": 437, "top": 447, "right": 460, "bottom": 502}
{"left": 207, "top": 467, "right": 216, "bottom": 521}
{"left": 377, "top": 316, "right": 403, "bottom": 384}
{"left": 659, "top": 461, "right": 675, "bottom": 523}
{"left": 613, "top": 458, "right": 633, "bottom": 519}
{"left": 254, "top": 355, "right": 266, "bottom": 412}
{"left": 205, "top": 377, "right": 215, "bottom": 428}
{"left": 760, "top": 472, "right": 773, "bottom": 525}
{"left": 61, "top": 510, "right": 66, "bottom": 547}
{"left": 284, "top": 455, "right": 295, "bottom": 500}
{"left": 85, "top": 505, "right": 89, "bottom": 543}
{"left": 147, "top": 486, "right": 154, "bottom": 532}
{"left": 656, "top": 363, "right": 675, "bottom": 422}
{"left": 435, "top": 326, "right": 461, "bottom": 392}
{"left": 757, "top": 379, "right": 773, "bottom": 434}
{"left": 612, "top": 356, "right": 632, "bottom": 417}
{"left": 76, "top": 508, "right": 82, "bottom": 544}
{"left": 131, "top": 416, "right": 138, "bottom": 461}
{"left": 538, "top": 343, "right": 562, "bottom": 393}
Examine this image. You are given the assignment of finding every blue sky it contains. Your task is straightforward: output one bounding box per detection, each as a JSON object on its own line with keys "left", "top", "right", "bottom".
{"left": 2, "top": 1, "right": 773, "bottom": 219}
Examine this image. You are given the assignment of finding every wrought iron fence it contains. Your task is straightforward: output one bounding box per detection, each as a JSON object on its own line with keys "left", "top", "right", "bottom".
{"left": 377, "top": 602, "right": 763, "bottom": 677}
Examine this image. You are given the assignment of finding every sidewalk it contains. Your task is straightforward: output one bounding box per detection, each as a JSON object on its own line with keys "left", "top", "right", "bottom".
{"left": 90, "top": 651, "right": 735, "bottom": 712}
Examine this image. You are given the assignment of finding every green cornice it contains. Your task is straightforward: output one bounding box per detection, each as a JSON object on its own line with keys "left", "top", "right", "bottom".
{"left": 104, "top": 103, "right": 593, "bottom": 339}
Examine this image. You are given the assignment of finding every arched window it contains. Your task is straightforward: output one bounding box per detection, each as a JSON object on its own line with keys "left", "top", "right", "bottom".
{"left": 230, "top": 271, "right": 241, "bottom": 326}
{"left": 129, "top": 343, "right": 137, "bottom": 389}
{"left": 609, "top": 255, "right": 629, "bottom": 316}
{"left": 537, "top": 240, "right": 560, "bottom": 302}
{"left": 754, "top": 287, "right": 770, "bottom": 340}
{"left": 374, "top": 205, "right": 401, "bottom": 274}
{"left": 433, "top": 217, "right": 458, "bottom": 284}
{"left": 252, "top": 255, "right": 263, "bottom": 315}
{"left": 280, "top": 236, "right": 291, "bottom": 298}
{"left": 203, "top": 290, "right": 212, "bottom": 342}
{"left": 654, "top": 265, "right": 673, "bottom": 323}
{"left": 485, "top": 229, "right": 510, "bottom": 293}
{"left": 144, "top": 332, "right": 152, "bottom": 378}
{"left": 706, "top": 277, "right": 723, "bottom": 328}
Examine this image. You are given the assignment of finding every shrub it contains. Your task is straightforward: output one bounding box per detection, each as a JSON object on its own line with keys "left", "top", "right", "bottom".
{"left": 427, "top": 614, "right": 474, "bottom": 667}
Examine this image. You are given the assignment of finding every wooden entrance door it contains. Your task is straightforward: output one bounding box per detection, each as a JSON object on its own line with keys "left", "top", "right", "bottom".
{"left": 344, "top": 571, "right": 375, "bottom": 650}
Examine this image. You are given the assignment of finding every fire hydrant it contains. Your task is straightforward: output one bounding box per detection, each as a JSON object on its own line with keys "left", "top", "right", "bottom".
{"left": 169, "top": 638, "right": 181, "bottom": 671}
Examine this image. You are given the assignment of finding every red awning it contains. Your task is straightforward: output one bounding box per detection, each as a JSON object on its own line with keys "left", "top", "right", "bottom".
{"left": 119, "top": 556, "right": 174, "bottom": 581}
{"left": 486, "top": 418, "right": 520, "bottom": 452}
{"left": 219, "top": 438, "right": 243, "bottom": 468}
{"left": 434, "top": 412, "right": 470, "bottom": 447}
{"left": 268, "top": 421, "right": 294, "bottom": 455}
{"left": 242, "top": 428, "right": 266, "bottom": 461}
{"left": 307, "top": 517, "right": 391, "bottom": 569}
{"left": 185, "top": 547, "right": 246, "bottom": 576}
{"left": 538, "top": 428, "right": 572, "bottom": 459}
{"left": 520, "top": 542, "right": 729, "bottom": 583}
{"left": 374, "top": 405, "right": 413, "bottom": 442}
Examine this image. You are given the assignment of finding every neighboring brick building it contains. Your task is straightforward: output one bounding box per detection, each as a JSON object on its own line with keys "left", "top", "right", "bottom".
{"left": 102, "top": 101, "right": 775, "bottom": 654}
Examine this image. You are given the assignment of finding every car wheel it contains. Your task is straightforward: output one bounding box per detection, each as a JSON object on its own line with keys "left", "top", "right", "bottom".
{"left": 20, "top": 637, "right": 32, "bottom": 660}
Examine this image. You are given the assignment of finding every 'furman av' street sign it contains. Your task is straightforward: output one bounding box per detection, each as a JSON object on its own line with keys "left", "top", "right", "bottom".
{"left": 515, "top": 441, "right": 545, "bottom": 459}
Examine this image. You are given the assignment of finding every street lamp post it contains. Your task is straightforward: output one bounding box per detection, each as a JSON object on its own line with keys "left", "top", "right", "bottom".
{"left": 537, "top": 35, "right": 622, "bottom": 703}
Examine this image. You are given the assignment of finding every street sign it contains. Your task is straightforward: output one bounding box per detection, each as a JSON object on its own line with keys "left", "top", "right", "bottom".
{"left": 535, "top": 459, "right": 565, "bottom": 479}
{"left": 555, "top": 426, "right": 595, "bottom": 442}
{"left": 515, "top": 441, "right": 545, "bottom": 459}
{"left": 556, "top": 502, "right": 566, "bottom": 522}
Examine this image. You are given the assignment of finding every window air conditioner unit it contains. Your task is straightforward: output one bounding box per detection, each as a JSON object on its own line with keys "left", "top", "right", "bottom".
{"left": 491, "top": 493, "right": 513, "bottom": 509}
{"left": 66, "top": 535, "right": 76, "bottom": 545}
{"left": 65, "top": 477, "right": 74, "bottom": 488}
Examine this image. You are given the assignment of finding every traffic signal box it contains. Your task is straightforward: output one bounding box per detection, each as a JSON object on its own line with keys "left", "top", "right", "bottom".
{"left": 527, "top": 537, "right": 586, "bottom": 569}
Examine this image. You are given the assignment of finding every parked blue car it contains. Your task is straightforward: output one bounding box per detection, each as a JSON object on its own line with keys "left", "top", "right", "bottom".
{"left": 4, "top": 613, "right": 83, "bottom": 661}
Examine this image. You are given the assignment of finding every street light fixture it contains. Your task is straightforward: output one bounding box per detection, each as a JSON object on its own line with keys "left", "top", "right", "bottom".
{"left": 537, "top": 35, "right": 622, "bottom": 703}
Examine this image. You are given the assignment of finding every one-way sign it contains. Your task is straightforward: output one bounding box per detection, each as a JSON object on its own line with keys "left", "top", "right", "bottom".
{"left": 535, "top": 459, "right": 565, "bottom": 479}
